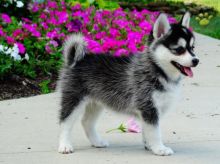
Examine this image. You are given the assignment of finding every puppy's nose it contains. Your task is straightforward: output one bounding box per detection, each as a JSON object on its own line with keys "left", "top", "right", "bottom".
{"left": 192, "top": 58, "right": 199, "bottom": 67}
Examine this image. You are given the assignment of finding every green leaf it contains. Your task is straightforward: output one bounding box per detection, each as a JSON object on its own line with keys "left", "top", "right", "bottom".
{"left": 39, "top": 79, "right": 51, "bottom": 94}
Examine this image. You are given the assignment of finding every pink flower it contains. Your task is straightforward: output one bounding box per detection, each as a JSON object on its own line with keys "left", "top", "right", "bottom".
{"left": 102, "top": 38, "right": 119, "bottom": 51}
{"left": 126, "top": 117, "right": 141, "bottom": 133}
{"left": 41, "top": 22, "right": 48, "bottom": 29}
{"left": 16, "top": 42, "right": 26, "bottom": 54}
{"left": 22, "top": 18, "right": 32, "bottom": 23}
{"left": 29, "top": 3, "right": 40, "bottom": 13}
{"left": 127, "top": 32, "right": 143, "bottom": 44}
{"left": 1, "top": 13, "right": 11, "bottom": 24}
{"left": 22, "top": 23, "right": 41, "bottom": 38}
{"left": 48, "top": 1, "right": 58, "bottom": 9}
{"left": 114, "top": 49, "right": 129, "bottom": 57}
{"left": 95, "top": 31, "right": 106, "bottom": 40}
{"left": 139, "top": 20, "right": 152, "bottom": 34}
{"left": 46, "top": 30, "right": 58, "bottom": 39}
{"left": 86, "top": 38, "right": 103, "bottom": 54}
{"left": 45, "top": 45, "right": 52, "bottom": 54}
{"left": 0, "top": 28, "right": 5, "bottom": 36}
{"left": 56, "top": 11, "right": 69, "bottom": 24}
{"left": 40, "top": 13, "right": 47, "bottom": 20}
{"left": 128, "top": 42, "right": 138, "bottom": 53}
{"left": 49, "top": 40, "right": 58, "bottom": 47}
{"left": 168, "top": 17, "right": 177, "bottom": 24}
{"left": 6, "top": 36, "right": 15, "bottom": 45}
{"left": 71, "top": 4, "right": 81, "bottom": 11}
{"left": 113, "top": 8, "right": 126, "bottom": 17}
{"left": 13, "top": 29, "right": 22, "bottom": 38}
{"left": 110, "top": 28, "right": 120, "bottom": 38}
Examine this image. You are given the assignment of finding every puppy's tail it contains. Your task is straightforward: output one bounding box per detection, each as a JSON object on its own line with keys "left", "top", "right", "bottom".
{"left": 63, "top": 33, "right": 87, "bottom": 67}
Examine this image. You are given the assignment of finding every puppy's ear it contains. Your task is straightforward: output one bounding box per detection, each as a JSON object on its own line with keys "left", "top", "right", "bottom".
{"left": 153, "top": 13, "right": 170, "bottom": 39}
{"left": 180, "top": 12, "right": 191, "bottom": 28}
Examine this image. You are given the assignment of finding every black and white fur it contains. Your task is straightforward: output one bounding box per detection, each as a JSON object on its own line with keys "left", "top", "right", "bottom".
{"left": 57, "top": 12, "right": 199, "bottom": 156}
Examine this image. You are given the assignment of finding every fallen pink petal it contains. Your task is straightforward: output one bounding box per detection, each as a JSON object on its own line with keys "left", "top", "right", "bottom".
{"left": 126, "top": 117, "right": 141, "bottom": 133}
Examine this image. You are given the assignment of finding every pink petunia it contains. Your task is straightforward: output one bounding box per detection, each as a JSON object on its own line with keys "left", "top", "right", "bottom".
{"left": 6, "top": 36, "right": 15, "bottom": 45}
{"left": 110, "top": 28, "right": 120, "bottom": 38}
{"left": 22, "top": 23, "right": 41, "bottom": 38}
{"left": 48, "top": 1, "right": 58, "bottom": 9}
{"left": 46, "top": 30, "right": 58, "bottom": 39}
{"left": 16, "top": 42, "right": 26, "bottom": 54}
{"left": 114, "top": 49, "right": 129, "bottom": 57}
{"left": 86, "top": 38, "right": 103, "bottom": 54}
{"left": 128, "top": 42, "right": 138, "bottom": 53}
{"left": 41, "top": 22, "right": 48, "bottom": 29}
{"left": 139, "top": 20, "right": 152, "bottom": 34}
{"left": 1, "top": 13, "right": 11, "bottom": 24}
{"left": 168, "top": 17, "right": 177, "bottom": 24}
{"left": 0, "top": 28, "right": 5, "bottom": 36}
{"left": 49, "top": 40, "right": 58, "bottom": 47}
{"left": 13, "top": 29, "right": 22, "bottom": 38}
{"left": 56, "top": 11, "right": 69, "bottom": 24}
{"left": 40, "top": 13, "right": 47, "bottom": 20}
{"left": 45, "top": 45, "right": 52, "bottom": 54}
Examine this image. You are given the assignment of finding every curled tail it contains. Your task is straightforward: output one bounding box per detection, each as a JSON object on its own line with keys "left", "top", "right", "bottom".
{"left": 63, "top": 33, "right": 87, "bottom": 67}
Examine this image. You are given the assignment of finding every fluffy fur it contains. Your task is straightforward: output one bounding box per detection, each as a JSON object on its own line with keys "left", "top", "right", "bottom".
{"left": 57, "top": 12, "right": 199, "bottom": 156}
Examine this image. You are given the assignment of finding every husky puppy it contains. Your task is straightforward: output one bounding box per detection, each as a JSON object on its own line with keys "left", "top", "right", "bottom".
{"left": 57, "top": 12, "right": 199, "bottom": 156}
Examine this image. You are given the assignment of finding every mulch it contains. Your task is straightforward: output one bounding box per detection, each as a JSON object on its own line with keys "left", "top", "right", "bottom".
{"left": 0, "top": 75, "right": 57, "bottom": 101}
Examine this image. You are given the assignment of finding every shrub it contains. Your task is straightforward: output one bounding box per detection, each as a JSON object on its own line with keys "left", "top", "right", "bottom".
{"left": 0, "top": 0, "right": 176, "bottom": 80}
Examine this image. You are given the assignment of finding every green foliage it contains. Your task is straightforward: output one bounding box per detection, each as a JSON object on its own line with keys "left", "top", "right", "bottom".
{"left": 66, "top": 0, "right": 119, "bottom": 10}
{"left": 113, "top": 0, "right": 154, "bottom": 3}
{"left": 0, "top": 53, "right": 36, "bottom": 79}
{"left": 39, "top": 79, "right": 51, "bottom": 94}
{"left": 191, "top": 15, "right": 220, "bottom": 39}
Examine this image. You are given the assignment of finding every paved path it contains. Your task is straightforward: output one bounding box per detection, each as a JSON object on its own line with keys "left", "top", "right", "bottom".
{"left": 0, "top": 34, "right": 220, "bottom": 164}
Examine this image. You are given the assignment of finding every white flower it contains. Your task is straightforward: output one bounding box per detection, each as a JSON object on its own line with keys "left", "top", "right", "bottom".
{"left": 24, "top": 53, "right": 29, "bottom": 60}
{"left": 5, "top": 48, "right": 12, "bottom": 55}
{"left": 12, "top": 44, "right": 19, "bottom": 54}
{"left": 0, "top": 44, "right": 22, "bottom": 60}
{"left": 0, "top": 45, "right": 4, "bottom": 52}
{"left": 11, "top": 52, "right": 21, "bottom": 60}
{"left": 11, "top": 45, "right": 21, "bottom": 60}
{"left": 16, "top": 1, "right": 24, "bottom": 8}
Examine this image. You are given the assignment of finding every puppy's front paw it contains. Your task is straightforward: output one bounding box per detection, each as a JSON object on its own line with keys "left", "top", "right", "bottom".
{"left": 58, "top": 142, "right": 74, "bottom": 154}
{"left": 92, "top": 139, "right": 109, "bottom": 148}
{"left": 151, "top": 145, "right": 174, "bottom": 156}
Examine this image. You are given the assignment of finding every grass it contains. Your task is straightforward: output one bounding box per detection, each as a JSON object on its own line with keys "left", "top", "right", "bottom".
{"left": 190, "top": 15, "right": 220, "bottom": 39}
{"left": 168, "top": 0, "right": 220, "bottom": 12}
{"left": 169, "top": 0, "right": 220, "bottom": 39}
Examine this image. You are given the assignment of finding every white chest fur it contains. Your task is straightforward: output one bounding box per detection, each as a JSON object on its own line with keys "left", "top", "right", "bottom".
{"left": 152, "top": 80, "right": 181, "bottom": 116}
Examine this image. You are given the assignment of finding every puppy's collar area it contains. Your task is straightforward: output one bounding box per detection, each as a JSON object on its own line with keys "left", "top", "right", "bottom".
{"left": 148, "top": 56, "right": 181, "bottom": 84}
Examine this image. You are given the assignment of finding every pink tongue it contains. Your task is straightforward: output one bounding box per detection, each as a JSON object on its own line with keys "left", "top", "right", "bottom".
{"left": 183, "top": 67, "right": 193, "bottom": 77}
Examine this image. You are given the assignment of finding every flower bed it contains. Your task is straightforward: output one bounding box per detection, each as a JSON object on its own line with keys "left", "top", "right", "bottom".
{"left": 0, "top": 0, "right": 176, "bottom": 99}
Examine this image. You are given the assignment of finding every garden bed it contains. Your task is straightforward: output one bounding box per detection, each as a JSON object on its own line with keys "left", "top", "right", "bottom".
{"left": 0, "top": 74, "right": 57, "bottom": 101}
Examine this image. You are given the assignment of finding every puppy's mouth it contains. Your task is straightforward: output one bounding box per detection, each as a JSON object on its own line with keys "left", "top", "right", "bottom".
{"left": 171, "top": 61, "right": 193, "bottom": 77}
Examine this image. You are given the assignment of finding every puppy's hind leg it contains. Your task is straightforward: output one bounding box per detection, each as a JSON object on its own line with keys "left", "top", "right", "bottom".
{"left": 58, "top": 95, "right": 88, "bottom": 154}
{"left": 82, "top": 101, "right": 109, "bottom": 148}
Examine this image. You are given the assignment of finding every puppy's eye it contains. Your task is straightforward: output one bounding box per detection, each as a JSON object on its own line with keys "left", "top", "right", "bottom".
{"left": 174, "top": 46, "right": 186, "bottom": 54}
{"left": 191, "top": 45, "right": 195, "bottom": 51}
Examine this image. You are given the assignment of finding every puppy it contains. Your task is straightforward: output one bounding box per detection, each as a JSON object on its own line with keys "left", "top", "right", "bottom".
{"left": 57, "top": 12, "right": 199, "bottom": 156}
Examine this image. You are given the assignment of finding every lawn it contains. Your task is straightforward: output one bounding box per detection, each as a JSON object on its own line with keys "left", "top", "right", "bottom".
{"left": 169, "top": 0, "right": 220, "bottom": 12}
{"left": 191, "top": 15, "right": 220, "bottom": 39}
{"left": 169, "top": 0, "right": 220, "bottom": 39}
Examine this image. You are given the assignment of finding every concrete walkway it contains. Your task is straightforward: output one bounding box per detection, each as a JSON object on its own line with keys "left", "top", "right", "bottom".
{"left": 0, "top": 33, "right": 220, "bottom": 164}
